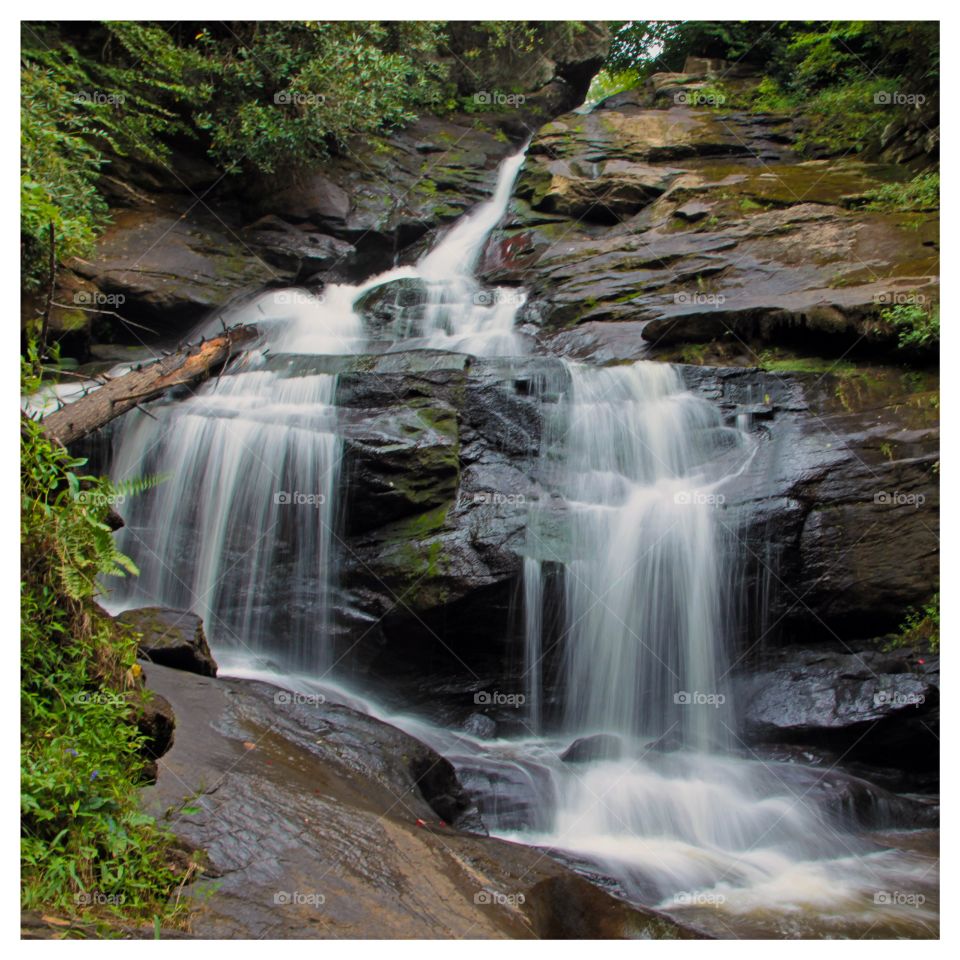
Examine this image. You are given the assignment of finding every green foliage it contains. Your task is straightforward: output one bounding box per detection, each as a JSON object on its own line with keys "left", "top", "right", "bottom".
{"left": 886, "top": 593, "right": 939, "bottom": 653}
{"left": 20, "top": 60, "right": 108, "bottom": 291}
{"left": 19, "top": 21, "right": 466, "bottom": 285}
{"left": 20, "top": 23, "right": 202, "bottom": 289}
{"left": 193, "top": 21, "right": 450, "bottom": 174}
{"left": 606, "top": 21, "right": 793, "bottom": 75}
{"left": 604, "top": 21, "right": 938, "bottom": 157}
{"left": 863, "top": 173, "right": 940, "bottom": 212}
{"left": 793, "top": 77, "right": 896, "bottom": 155}
{"left": 582, "top": 68, "right": 641, "bottom": 108}
{"left": 748, "top": 76, "right": 796, "bottom": 113}
{"left": 21, "top": 359, "right": 185, "bottom": 922}
{"left": 881, "top": 302, "right": 939, "bottom": 350}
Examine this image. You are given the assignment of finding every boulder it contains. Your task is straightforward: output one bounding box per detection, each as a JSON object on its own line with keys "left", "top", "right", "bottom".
{"left": 67, "top": 208, "right": 277, "bottom": 337}
{"left": 560, "top": 733, "right": 623, "bottom": 763}
{"left": 463, "top": 713, "right": 498, "bottom": 739}
{"left": 117, "top": 607, "right": 218, "bottom": 677}
{"left": 737, "top": 647, "right": 938, "bottom": 774}
{"left": 138, "top": 661, "right": 694, "bottom": 939}
{"left": 128, "top": 688, "right": 176, "bottom": 781}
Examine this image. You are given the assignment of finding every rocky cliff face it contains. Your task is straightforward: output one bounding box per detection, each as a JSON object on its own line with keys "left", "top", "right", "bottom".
{"left": 481, "top": 60, "right": 937, "bottom": 363}
{"left": 78, "top": 55, "right": 938, "bottom": 784}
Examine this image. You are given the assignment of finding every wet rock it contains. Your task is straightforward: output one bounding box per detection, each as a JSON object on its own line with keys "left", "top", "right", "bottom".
{"left": 340, "top": 393, "right": 460, "bottom": 534}
{"left": 242, "top": 216, "right": 356, "bottom": 281}
{"left": 140, "top": 661, "right": 691, "bottom": 939}
{"left": 526, "top": 874, "right": 703, "bottom": 939}
{"left": 737, "top": 646, "right": 939, "bottom": 775}
{"left": 560, "top": 734, "right": 623, "bottom": 763}
{"left": 676, "top": 362, "right": 939, "bottom": 640}
{"left": 331, "top": 355, "right": 564, "bottom": 671}
{"left": 128, "top": 688, "right": 176, "bottom": 781}
{"left": 463, "top": 713, "right": 498, "bottom": 739}
{"left": 67, "top": 208, "right": 278, "bottom": 337}
{"left": 480, "top": 86, "right": 937, "bottom": 364}
{"left": 117, "top": 607, "right": 218, "bottom": 677}
{"left": 748, "top": 755, "right": 938, "bottom": 830}
{"left": 516, "top": 158, "right": 680, "bottom": 223}
{"left": 353, "top": 277, "right": 429, "bottom": 333}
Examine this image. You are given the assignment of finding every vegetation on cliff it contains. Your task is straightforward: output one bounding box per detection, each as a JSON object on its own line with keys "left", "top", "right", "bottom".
{"left": 21, "top": 354, "right": 186, "bottom": 924}
{"left": 20, "top": 21, "right": 587, "bottom": 291}
{"left": 601, "top": 21, "right": 939, "bottom": 157}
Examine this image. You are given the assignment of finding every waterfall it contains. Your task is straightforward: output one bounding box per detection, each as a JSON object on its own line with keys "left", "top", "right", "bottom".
{"left": 108, "top": 290, "right": 362, "bottom": 671}
{"left": 522, "top": 556, "right": 544, "bottom": 733}
{"left": 97, "top": 146, "right": 936, "bottom": 938}
{"left": 381, "top": 147, "right": 529, "bottom": 356}
{"left": 549, "top": 361, "right": 740, "bottom": 750}
{"left": 105, "top": 148, "right": 530, "bottom": 672}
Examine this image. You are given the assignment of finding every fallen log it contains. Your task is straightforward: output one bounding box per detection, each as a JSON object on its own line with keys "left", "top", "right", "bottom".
{"left": 40, "top": 325, "right": 258, "bottom": 445}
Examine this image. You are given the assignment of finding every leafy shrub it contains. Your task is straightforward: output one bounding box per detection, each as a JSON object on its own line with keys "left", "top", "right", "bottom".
{"left": 864, "top": 172, "right": 940, "bottom": 212}
{"left": 887, "top": 593, "right": 939, "bottom": 653}
{"left": 21, "top": 356, "right": 185, "bottom": 922}
{"left": 881, "top": 303, "right": 940, "bottom": 349}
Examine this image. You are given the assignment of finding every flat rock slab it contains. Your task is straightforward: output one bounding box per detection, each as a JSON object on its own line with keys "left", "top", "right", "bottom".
{"left": 142, "top": 662, "right": 696, "bottom": 939}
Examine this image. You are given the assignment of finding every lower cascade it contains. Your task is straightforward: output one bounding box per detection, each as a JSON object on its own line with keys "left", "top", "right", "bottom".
{"left": 100, "top": 150, "right": 937, "bottom": 939}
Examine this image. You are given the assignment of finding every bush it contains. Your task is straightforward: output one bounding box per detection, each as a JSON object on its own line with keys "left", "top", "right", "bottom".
{"left": 20, "top": 21, "right": 457, "bottom": 285}
{"left": 864, "top": 172, "right": 940, "bottom": 212}
{"left": 887, "top": 593, "right": 939, "bottom": 653}
{"left": 880, "top": 303, "right": 939, "bottom": 350}
{"left": 21, "top": 355, "right": 186, "bottom": 922}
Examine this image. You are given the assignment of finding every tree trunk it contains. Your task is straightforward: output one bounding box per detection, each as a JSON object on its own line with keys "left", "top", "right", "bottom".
{"left": 40, "top": 326, "right": 257, "bottom": 445}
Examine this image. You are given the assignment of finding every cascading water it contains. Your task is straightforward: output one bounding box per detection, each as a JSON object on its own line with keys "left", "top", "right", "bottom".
{"left": 549, "top": 362, "right": 737, "bottom": 749}
{"left": 99, "top": 147, "right": 937, "bottom": 938}
{"left": 108, "top": 290, "right": 363, "bottom": 671}
{"left": 105, "top": 148, "right": 531, "bottom": 670}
